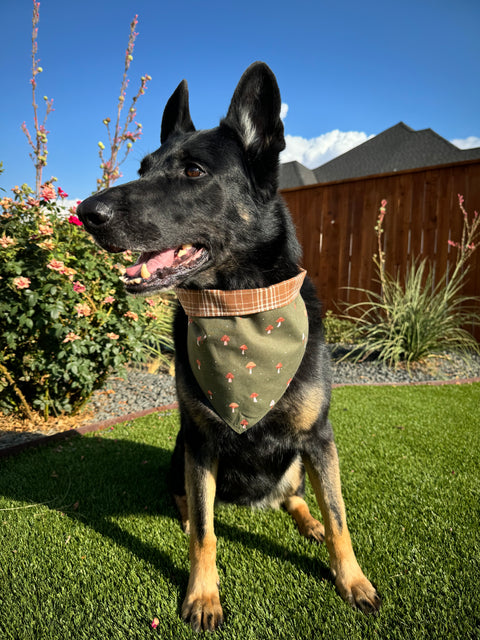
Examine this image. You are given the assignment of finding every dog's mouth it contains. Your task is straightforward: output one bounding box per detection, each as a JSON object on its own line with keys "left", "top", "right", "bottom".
{"left": 120, "top": 244, "right": 209, "bottom": 293}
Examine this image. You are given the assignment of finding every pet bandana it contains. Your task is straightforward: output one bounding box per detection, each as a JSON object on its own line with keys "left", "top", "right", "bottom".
{"left": 175, "top": 270, "right": 309, "bottom": 433}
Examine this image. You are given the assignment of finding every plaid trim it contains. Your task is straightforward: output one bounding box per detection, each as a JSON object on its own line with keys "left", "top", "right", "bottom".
{"left": 176, "top": 269, "right": 307, "bottom": 317}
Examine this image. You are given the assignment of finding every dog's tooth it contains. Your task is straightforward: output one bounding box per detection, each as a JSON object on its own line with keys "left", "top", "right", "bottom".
{"left": 178, "top": 243, "right": 192, "bottom": 258}
{"left": 141, "top": 263, "right": 151, "bottom": 279}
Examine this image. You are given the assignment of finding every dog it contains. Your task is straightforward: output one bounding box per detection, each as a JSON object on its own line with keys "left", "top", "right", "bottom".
{"left": 77, "top": 61, "right": 381, "bottom": 632}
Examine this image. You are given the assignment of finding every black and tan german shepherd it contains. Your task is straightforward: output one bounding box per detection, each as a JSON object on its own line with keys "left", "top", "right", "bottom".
{"left": 77, "top": 62, "right": 381, "bottom": 632}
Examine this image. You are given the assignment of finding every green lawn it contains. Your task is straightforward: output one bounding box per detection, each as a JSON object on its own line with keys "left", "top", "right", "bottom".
{"left": 1, "top": 384, "right": 479, "bottom": 639}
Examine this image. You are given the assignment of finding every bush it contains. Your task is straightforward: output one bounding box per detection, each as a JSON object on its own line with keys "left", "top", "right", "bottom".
{"left": 344, "top": 197, "right": 480, "bottom": 367}
{"left": 0, "top": 183, "right": 166, "bottom": 418}
{"left": 322, "top": 310, "right": 360, "bottom": 344}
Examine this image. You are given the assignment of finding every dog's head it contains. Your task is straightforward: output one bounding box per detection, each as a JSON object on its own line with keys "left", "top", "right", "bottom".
{"left": 77, "top": 62, "right": 300, "bottom": 293}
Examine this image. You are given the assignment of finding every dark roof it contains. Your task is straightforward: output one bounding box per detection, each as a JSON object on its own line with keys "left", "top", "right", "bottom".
{"left": 278, "top": 161, "right": 317, "bottom": 189}
{"left": 313, "top": 122, "right": 480, "bottom": 183}
{"left": 278, "top": 122, "right": 480, "bottom": 189}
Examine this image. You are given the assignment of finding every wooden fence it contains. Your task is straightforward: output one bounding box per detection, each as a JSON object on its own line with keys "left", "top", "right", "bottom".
{"left": 281, "top": 159, "right": 480, "bottom": 340}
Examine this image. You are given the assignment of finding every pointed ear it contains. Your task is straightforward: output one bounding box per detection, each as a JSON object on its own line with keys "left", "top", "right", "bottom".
{"left": 161, "top": 79, "right": 195, "bottom": 144}
{"left": 222, "top": 62, "right": 285, "bottom": 196}
{"left": 223, "top": 62, "right": 285, "bottom": 153}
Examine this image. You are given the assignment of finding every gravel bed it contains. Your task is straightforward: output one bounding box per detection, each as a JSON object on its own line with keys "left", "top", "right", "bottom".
{"left": 2, "top": 347, "right": 479, "bottom": 453}
{"left": 85, "top": 346, "right": 480, "bottom": 423}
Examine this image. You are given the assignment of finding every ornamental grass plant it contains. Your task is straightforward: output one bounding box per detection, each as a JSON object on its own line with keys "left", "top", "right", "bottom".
{"left": 0, "top": 184, "right": 168, "bottom": 420}
{"left": 344, "top": 197, "right": 480, "bottom": 367}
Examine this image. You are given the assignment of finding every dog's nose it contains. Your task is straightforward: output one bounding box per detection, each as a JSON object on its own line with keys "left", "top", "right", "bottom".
{"left": 76, "top": 195, "right": 114, "bottom": 228}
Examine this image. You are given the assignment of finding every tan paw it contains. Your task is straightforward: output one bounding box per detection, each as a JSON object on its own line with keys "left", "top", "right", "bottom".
{"left": 336, "top": 571, "right": 381, "bottom": 615}
{"left": 182, "top": 591, "right": 224, "bottom": 632}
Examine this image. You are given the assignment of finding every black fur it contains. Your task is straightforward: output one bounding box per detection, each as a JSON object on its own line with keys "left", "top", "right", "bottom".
{"left": 77, "top": 62, "right": 381, "bottom": 631}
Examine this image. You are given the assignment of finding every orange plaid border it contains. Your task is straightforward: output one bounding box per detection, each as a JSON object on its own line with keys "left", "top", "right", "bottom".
{"left": 175, "top": 269, "right": 307, "bottom": 317}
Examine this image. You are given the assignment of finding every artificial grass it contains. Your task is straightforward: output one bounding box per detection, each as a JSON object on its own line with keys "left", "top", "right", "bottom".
{"left": 0, "top": 384, "right": 479, "bottom": 639}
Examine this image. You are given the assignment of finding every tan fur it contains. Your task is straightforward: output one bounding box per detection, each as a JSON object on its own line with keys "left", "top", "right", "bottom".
{"left": 283, "top": 495, "right": 325, "bottom": 543}
{"left": 182, "top": 448, "right": 223, "bottom": 631}
{"left": 303, "top": 445, "right": 380, "bottom": 613}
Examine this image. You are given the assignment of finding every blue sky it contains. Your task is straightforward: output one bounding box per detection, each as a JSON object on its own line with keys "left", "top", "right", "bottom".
{"left": 1, "top": 0, "right": 479, "bottom": 201}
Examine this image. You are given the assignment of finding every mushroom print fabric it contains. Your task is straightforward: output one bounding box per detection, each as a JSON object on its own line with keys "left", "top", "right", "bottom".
{"left": 178, "top": 275, "right": 309, "bottom": 433}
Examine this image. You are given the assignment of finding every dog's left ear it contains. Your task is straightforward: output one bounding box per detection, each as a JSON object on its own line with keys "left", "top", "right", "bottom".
{"left": 222, "top": 62, "right": 285, "bottom": 196}
{"left": 161, "top": 79, "right": 196, "bottom": 144}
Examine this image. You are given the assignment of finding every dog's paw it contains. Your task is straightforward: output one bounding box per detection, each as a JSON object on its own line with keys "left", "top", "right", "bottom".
{"left": 182, "top": 591, "right": 224, "bottom": 632}
{"left": 335, "top": 571, "right": 381, "bottom": 615}
{"left": 298, "top": 518, "right": 325, "bottom": 544}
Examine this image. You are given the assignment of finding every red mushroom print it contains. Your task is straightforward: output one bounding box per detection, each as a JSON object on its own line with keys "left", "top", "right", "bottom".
{"left": 265, "top": 325, "right": 274, "bottom": 334}
{"left": 276, "top": 363, "right": 283, "bottom": 374}
{"left": 196, "top": 359, "right": 201, "bottom": 370}
{"left": 246, "top": 362, "right": 256, "bottom": 374}
{"left": 239, "top": 344, "right": 248, "bottom": 355}
{"left": 269, "top": 400, "right": 275, "bottom": 409}
{"left": 226, "top": 372, "right": 234, "bottom": 383}
{"left": 221, "top": 335, "right": 230, "bottom": 346}
{"left": 287, "top": 378, "right": 293, "bottom": 387}
{"left": 240, "top": 419, "right": 249, "bottom": 429}
{"left": 229, "top": 402, "right": 239, "bottom": 414}
{"left": 276, "top": 317, "right": 285, "bottom": 328}
{"left": 207, "top": 390, "right": 213, "bottom": 400}
{"left": 250, "top": 392, "right": 259, "bottom": 403}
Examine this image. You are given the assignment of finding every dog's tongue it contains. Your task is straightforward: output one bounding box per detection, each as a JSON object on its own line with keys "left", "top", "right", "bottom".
{"left": 125, "top": 249, "right": 176, "bottom": 278}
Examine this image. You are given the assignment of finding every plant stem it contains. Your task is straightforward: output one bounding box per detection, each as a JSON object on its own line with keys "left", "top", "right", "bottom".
{"left": 0, "top": 362, "right": 36, "bottom": 421}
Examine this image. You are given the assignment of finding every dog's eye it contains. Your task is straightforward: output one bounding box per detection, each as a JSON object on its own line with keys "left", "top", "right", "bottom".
{"left": 185, "top": 164, "right": 205, "bottom": 179}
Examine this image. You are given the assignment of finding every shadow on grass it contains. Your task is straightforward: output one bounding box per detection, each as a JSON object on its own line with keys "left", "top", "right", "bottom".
{"left": 0, "top": 430, "right": 332, "bottom": 603}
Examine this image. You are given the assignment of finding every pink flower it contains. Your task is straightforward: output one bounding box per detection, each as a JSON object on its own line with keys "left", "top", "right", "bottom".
{"left": 0, "top": 235, "right": 16, "bottom": 248}
{"left": 106, "top": 332, "right": 119, "bottom": 340}
{"left": 47, "top": 259, "right": 66, "bottom": 272}
{"left": 68, "top": 215, "right": 83, "bottom": 226}
{"left": 41, "top": 184, "right": 56, "bottom": 202}
{"left": 0, "top": 197, "right": 13, "bottom": 210}
{"left": 63, "top": 332, "right": 81, "bottom": 343}
{"left": 75, "top": 303, "right": 92, "bottom": 317}
{"left": 13, "top": 276, "right": 31, "bottom": 289}
{"left": 151, "top": 618, "right": 159, "bottom": 629}
{"left": 57, "top": 187, "right": 69, "bottom": 199}
{"left": 37, "top": 239, "right": 55, "bottom": 250}
{"left": 38, "top": 223, "right": 53, "bottom": 236}
{"left": 73, "top": 281, "right": 86, "bottom": 293}
{"left": 145, "top": 298, "right": 155, "bottom": 307}
{"left": 124, "top": 310, "right": 138, "bottom": 321}
{"left": 145, "top": 311, "right": 157, "bottom": 319}
{"left": 102, "top": 295, "right": 115, "bottom": 304}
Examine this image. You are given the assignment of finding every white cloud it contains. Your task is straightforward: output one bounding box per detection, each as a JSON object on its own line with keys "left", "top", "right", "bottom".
{"left": 280, "top": 102, "right": 289, "bottom": 121}
{"left": 280, "top": 130, "right": 373, "bottom": 169}
{"left": 450, "top": 136, "right": 480, "bottom": 150}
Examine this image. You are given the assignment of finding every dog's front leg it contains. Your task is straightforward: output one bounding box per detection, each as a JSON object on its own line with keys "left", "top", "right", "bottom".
{"left": 302, "top": 437, "right": 381, "bottom": 615}
{"left": 182, "top": 445, "right": 223, "bottom": 632}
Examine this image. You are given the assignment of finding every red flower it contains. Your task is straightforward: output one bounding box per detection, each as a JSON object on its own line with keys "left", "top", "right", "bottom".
{"left": 68, "top": 215, "right": 83, "bottom": 226}
{"left": 57, "top": 187, "right": 69, "bottom": 199}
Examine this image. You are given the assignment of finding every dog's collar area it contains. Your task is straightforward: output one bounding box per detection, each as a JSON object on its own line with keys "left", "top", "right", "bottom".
{"left": 175, "top": 269, "right": 307, "bottom": 317}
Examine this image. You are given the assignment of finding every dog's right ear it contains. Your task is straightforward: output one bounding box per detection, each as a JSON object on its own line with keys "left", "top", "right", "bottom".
{"left": 161, "top": 80, "right": 195, "bottom": 144}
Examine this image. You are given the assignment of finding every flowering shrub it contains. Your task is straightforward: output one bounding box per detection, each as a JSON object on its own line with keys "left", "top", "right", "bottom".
{"left": 344, "top": 196, "right": 480, "bottom": 367}
{"left": 96, "top": 15, "right": 151, "bottom": 190}
{"left": 0, "top": 183, "right": 165, "bottom": 418}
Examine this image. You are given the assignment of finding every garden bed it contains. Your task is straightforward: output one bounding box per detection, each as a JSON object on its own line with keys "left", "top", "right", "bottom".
{"left": 2, "top": 347, "right": 480, "bottom": 453}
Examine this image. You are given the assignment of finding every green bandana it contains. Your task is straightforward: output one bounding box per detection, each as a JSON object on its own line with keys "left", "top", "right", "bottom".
{"left": 176, "top": 271, "right": 309, "bottom": 433}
